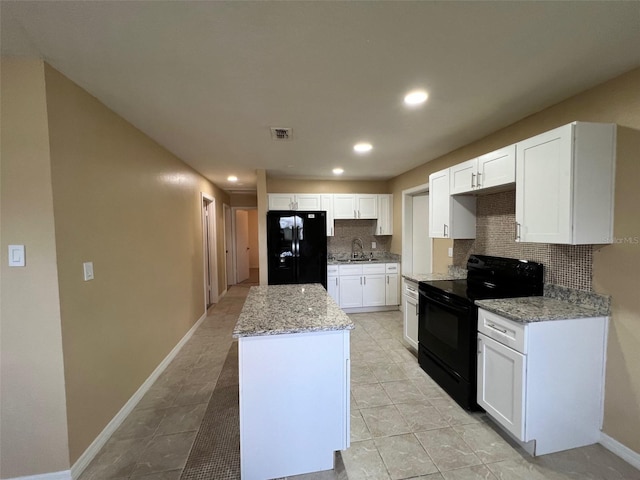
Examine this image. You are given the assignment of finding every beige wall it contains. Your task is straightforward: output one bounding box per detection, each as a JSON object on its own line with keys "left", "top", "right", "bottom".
{"left": 267, "top": 178, "right": 389, "bottom": 194}
{"left": 389, "top": 67, "right": 640, "bottom": 452}
{"left": 42, "top": 64, "right": 230, "bottom": 463}
{"left": 230, "top": 192, "right": 258, "bottom": 207}
{"left": 0, "top": 59, "right": 71, "bottom": 477}
{"left": 247, "top": 209, "right": 259, "bottom": 268}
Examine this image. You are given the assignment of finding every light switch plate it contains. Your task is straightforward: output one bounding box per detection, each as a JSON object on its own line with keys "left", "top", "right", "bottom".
{"left": 371, "top": 241, "right": 377, "bottom": 249}
{"left": 83, "top": 262, "right": 94, "bottom": 281}
{"left": 8, "top": 245, "right": 25, "bottom": 267}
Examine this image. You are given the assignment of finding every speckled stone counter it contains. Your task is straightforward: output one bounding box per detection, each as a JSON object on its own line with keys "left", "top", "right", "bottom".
{"left": 476, "top": 296, "right": 607, "bottom": 323}
{"left": 402, "top": 271, "right": 467, "bottom": 283}
{"left": 232, "top": 283, "right": 354, "bottom": 337}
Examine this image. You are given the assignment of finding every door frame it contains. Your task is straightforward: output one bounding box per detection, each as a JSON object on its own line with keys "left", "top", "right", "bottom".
{"left": 231, "top": 206, "right": 257, "bottom": 285}
{"left": 201, "top": 193, "right": 219, "bottom": 310}
{"left": 224, "top": 203, "right": 234, "bottom": 287}
{"left": 402, "top": 182, "right": 433, "bottom": 277}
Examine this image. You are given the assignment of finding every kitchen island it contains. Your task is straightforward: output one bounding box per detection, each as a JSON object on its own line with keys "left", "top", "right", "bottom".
{"left": 233, "top": 283, "right": 353, "bottom": 480}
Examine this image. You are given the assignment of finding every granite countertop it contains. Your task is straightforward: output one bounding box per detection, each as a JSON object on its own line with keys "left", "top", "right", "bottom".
{"left": 232, "top": 283, "right": 354, "bottom": 338}
{"left": 476, "top": 296, "right": 607, "bottom": 323}
{"left": 402, "top": 271, "right": 467, "bottom": 283}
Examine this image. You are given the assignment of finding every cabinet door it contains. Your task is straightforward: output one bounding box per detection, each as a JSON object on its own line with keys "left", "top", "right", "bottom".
{"left": 403, "top": 294, "right": 419, "bottom": 350}
{"left": 296, "top": 194, "right": 322, "bottom": 211}
{"left": 356, "top": 194, "right": 378, "bottom": 219}
{"left": 450, "top": 159, "right": 477, "bottom": 195}
{"left": 268, "top": 194, "right": 295, "bottom": 211}
{"left": 321, "top": 194, "right": 335, "bottom": 236}
{"left": 477, "top": 333, "right": 526, "bottom": 440}
{"left": 376, "top": 194, "right": 393, "bottom": 235}
{"left": 333, "top": 194, "right": 357, "bottom": 219}
{"left": 477, "top": 144, "right": 516, "bottom": 190}
{"left": 385, "top": 274, "right": 398, "bottom": 306}
{"left": 516, "top": 124, "right": 573, "bottom": 243}
{"left": 339, "top": 275, "right": 362, "bottom": 308}
{"left": 428, "top": 169, "right": 450, "bottom": 238}
{"left": 327, "top": 275, "right": 340, "bottom": 305}
{"left": 362, "top": 274, "right": 386, "bottom": 307}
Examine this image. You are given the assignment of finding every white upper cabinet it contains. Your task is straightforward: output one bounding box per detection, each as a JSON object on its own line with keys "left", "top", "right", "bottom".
{"left": 333, "top": 194, "right": 378, "bottom": 219}
{"left": 268, "top": 193, "right": 296, "bottom": 210}
{"left": 376, "top": 194, "right": 393, "bottom": 235}
{"left": 356, "top": 194, "right": 378, "bottom": 219}
{"left": 429, "top": 168, "right": 476, "bottom": 239}
{"left": 515, "top": 122, "right": 616, "bottom": 244}
{"left": 321, "top": 194, "right": 335, "bottom": 236}
{"left": 450, "top": 145, "right": 516, "bottom": 195}
{"left": 268, "top": 193, "right": 321, "bottom": 211}
{"left": 333, "top": 194, "right": 357, "bottom": 219}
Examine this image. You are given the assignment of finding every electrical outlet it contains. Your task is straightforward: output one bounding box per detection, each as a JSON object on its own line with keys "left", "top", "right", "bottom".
{"left": 371, "top": 241, "right": 377, "bottom": 249}
{"left": 448, "top": 247, "right": 453, "bottom": 258}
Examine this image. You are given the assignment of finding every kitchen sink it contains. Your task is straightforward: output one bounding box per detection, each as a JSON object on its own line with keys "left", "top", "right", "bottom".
{"left": 336, "top": 258, "right": 375, "bottom": 263}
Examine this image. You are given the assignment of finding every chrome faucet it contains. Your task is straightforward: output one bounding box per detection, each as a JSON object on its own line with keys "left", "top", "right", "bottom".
{"left": 351, "top": 238, "right": 364, "bottom": 259}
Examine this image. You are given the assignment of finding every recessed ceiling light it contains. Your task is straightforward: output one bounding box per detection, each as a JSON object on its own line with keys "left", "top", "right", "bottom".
{"left": 404, "top": 90, "right": 428, "bottom": 106}
{"left": 332, "top": 168, "right": 344, "bottom": 175}
{"left": 353, "top": 142, "right": 373, "bottom": 154}
{"left": 227, "top": 175, "right": 238, "bottom": 182}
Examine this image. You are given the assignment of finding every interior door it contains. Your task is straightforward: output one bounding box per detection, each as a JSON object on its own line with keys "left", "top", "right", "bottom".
{"left": 235, "top": 209, "right": 250, "bottom": 283}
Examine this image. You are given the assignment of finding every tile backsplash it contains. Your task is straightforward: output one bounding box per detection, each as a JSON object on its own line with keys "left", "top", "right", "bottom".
{"left": 328, "top": 219, "right": 391, "bottom": 256}
{"left": 453, "top": 190, "right": 593, "bottom": 291}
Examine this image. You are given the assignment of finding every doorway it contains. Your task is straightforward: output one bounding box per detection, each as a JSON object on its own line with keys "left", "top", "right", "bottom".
{"left": 201, "top": 194, "right": 218, "bottom": 310}
{"left": 402, "top": 183, "right": 433, "bottom": 274}
{"left": 231, "top": 207, "right": 259, "bottom": 286}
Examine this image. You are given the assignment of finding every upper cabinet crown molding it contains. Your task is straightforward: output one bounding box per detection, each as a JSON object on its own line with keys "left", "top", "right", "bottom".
{"left": 515, "top": 122, "right": 616, "bottom": 245}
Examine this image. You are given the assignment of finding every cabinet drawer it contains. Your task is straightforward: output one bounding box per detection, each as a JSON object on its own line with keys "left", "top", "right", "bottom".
{"left": 339, "top": 264, "right": 363, "bottom": 276}
{"left": 478, "top": 308, "right": 527, "bottom": 354}
{"left": 385, "top": 263, "right": 399, "bottom": 273}
{"left": 327, "top": 265, "right": 339, "bottom": 276}
{"left": 404, "top": 280, "right": 418, "bottom": 300}
{"left": 362, "top": 264, "right": 385, "bottom": 275}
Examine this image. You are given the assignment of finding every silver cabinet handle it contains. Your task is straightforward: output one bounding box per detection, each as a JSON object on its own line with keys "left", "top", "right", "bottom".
{"left": 364, "top": 276, "right": 366, "bottom": 285}
{"left": 471, "top": 172, "right": 476, "bottom": 188}
{"left": 477, "top": 337, "right": 482, "bottom": 354}
{"left": 487, "top": 323, "right": 508, "bottom": 334}
{"left": 477, "top": 172, "right": 482, "bottom": 187}
{"left": 415, "top": 303, "right": 419, "bottom": 316}
{"left": 443, "top": 224, "right": 449, "bottom": 237}
{"left": 407, "top": 286, "right": 416, "bottom": 292}
{"left": 515, "top": 222, "right": 521, "bottom": 241}
{"left": 386, "top": 275, "right": 389, "bottom": 284}
{"left": 335, "top": 277, "right": 338, "bottom": 286}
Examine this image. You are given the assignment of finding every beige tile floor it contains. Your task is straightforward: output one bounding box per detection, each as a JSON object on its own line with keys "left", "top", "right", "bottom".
{"left": 79, "top": 288, "right": 640, "bottom": 480}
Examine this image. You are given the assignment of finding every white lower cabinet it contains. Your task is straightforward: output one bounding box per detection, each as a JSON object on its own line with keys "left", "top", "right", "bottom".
{"left": 239, "top": 329, "right": 350, "bottom": 479}
{"left": 327, "top": 265, "right": 339, "bottom": 304}
{"left": 331, "top": 263, "right": 399, "bottom": 310}
{"left": 477, "top": 308, "right": 608, "bottom": 456}
{"left": 402, "top": 280, "right": 419, "bottom": 350}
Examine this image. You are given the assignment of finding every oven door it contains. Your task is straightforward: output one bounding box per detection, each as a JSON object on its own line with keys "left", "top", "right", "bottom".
{"left": 418, "top": 286, "right": 474, "bottom": 381}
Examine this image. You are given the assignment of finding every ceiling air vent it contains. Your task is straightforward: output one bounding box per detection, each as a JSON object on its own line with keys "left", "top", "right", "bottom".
{"left": 270, "top": 127, "right": 292, "bottom": 141}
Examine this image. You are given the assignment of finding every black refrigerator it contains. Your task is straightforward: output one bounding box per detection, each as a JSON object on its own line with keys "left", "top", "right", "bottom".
{"left": 267, "top": 210, "right": 327, "bottom": 289}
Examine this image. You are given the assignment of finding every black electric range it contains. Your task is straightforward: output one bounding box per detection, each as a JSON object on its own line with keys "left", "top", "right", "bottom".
{"left": 417, "top": 255, "right": 544, "bottom": 410}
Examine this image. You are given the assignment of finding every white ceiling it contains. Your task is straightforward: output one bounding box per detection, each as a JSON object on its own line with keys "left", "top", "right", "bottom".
{"left": 2, "top": 1, "right": 639, "bottom": 193}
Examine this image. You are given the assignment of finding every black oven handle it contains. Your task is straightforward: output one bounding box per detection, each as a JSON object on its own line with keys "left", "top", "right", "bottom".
{"left": 419, "top": 291, "right": 471, "bottom": 313}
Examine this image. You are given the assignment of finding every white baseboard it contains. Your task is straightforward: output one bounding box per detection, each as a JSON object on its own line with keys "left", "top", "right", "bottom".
{"left": 70, "top": 311, "right": 208, "bottom": 479}
{"left": 7, "top": 470, "right": 72, "bottom": 480}
{"left": 600, "top": 432, "right": 640, "bottom": 470}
